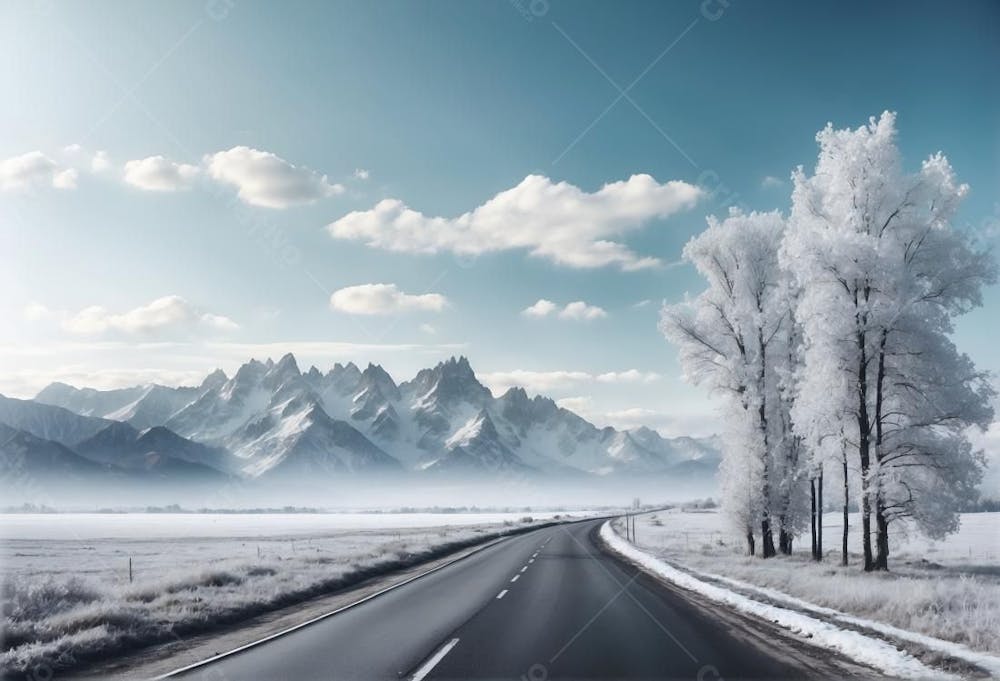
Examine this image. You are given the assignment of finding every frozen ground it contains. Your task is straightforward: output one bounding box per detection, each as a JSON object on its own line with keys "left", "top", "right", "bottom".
{"left": 0, "top": 511, "right": 573, "bottom": 540}
{"left": 0, "top": 512, "right": 577, "bottom": 676}
{"left": 625, "top": 509, "right": 1000, "bottom": 658}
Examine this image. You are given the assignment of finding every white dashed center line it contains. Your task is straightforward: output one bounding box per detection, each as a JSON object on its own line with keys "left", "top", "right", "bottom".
{"left": 520, "top": 566, "right": 527, "bottom": 573}
{"left": 510, "top": 574, "right": 519, "bottom": 582}
{"left": 410, "top": 638, "right": 459, "bottom": 681}
{"left": 497, "top": 590, "right": 508, "bottom": 599}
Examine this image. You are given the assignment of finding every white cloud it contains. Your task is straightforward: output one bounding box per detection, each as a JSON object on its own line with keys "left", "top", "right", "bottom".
{"left": 522, "top": 299, "right": 558, "bottom": 318}
{"left": 483, "top": 370, "right": 592, "bottom": 394}
{"left": 0, "top": 151, "right": 76, "bottom": 191}
{"left": 632, "top": 299, "right": 652, "bottom": 309}
{"left": 61, "top": 144, "right": 110, "bottom": 177}
{"left": 328, "top": 173, "right": 702, "bottom": 270}
{"left": 480, "top": 369, "right": 660, "bottom": 395}
{"left": 123, "top": 155, "right": 199, "bottom": 192}
{"left": 555, "top": 396, "right": 595, "bottom": 414}
{"left": 52, "top": 168, "right": 79, "bottom": 189}
{"left": 596, "top": 369, "right": 661, "bottom": 384}
{"left": 205, "top": 146, "right": 344, "bottom": 208}
{"left": 329, "top": 283, "right": 449, "bottom": 316}
{"left": 522, "top": 299, "right": 606, "bottom": 321}
{"left": 0, "top": 367, "right": 212, "bottom": 397}
{"left": 558, "top": 301, "right": 607, "bottom": 321}
{"left": 553, "top": 399, "right": 719, "bottom": 437}
{"left": 419, "top": 323, "right": 437, "bottom": 335}
{"left": 354, "top": 168, "right": 370, "bottom": 180}
{"left": 29, "top": 296, "right": 238, "bottom": 336}
{"left": 23, "top": 302, "right": 54, "bottom": 321}
{"left": 761, "top": 175, "right": 785, "bottom": 189}
{"left": 91, "top": 150, "right": 111, "bottom": 172}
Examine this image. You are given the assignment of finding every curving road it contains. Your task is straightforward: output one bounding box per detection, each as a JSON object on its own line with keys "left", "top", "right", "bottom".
{"left": 168, "top": 518, "right": 823, "bottom": 680}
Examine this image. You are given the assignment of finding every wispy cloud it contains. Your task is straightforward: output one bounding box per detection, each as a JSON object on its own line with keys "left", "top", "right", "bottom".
{"left": 25, "top": 296, "right": 238, "bottom": 337}
{"left": 481, "top": 368, "right": 660, "bottom": 395}
{"left": 554, "top": 397, "right": 720, "bottom": 437}
{"left": 0, "top": 340, "right": 470, "bottom": 397}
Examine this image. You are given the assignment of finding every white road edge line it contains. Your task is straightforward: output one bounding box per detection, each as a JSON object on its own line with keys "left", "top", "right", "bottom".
{"left": 511, "top": 575, "right": 520, "bottom": 582}
{"left": 497, "top": 589, "right": 508, "bottom": 599}
{"left": 153, "top": 535, "right": 514, "bottom": 679}
{"left": 410, "top": 637, "right": 460, "bottom": 681}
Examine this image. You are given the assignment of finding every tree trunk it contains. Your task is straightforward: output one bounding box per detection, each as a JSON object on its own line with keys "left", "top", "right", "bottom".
{"left": 810, "top": 478, "right": 817, "bottom": 560}
{"left": 817, "top": 467, "right": 823, "bottom": 561}
{"left": 856, "top": 324, "right": 873, "bottom": 567}
{"left": 761, "top": 517, "right": 776, "bottom": 558}
{"left": 874, "top": 503, "right": 890, "bottom": 571}
{"left": 779, "top": 524, "right": 792, "bottom": 555}
{"left": 746, "top": 529, "right": 755, "bottom": 556}
{"left": 758, "top": 329, "right": 776, "bottom": 559}
{"left": 841, "top": 449, "right": 849, "bottom": 566}
{"left": 872, "top": 330, "right": 890, "bottom": 571}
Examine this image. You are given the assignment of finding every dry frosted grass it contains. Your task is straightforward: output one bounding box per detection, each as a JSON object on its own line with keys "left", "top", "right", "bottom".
{"left": 630, "top": 510, "right": 1000, "bottom": 655}
{"left": 1, "top": 516, "right": 551, "bottom": 676}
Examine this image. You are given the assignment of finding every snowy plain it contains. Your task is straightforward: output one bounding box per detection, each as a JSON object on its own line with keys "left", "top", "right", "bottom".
{"left": 0, "top": 512, "right": 576, "bottom": 676}
{"left": 620, "top": 509, "right": 1000, "bottom": 664}
{"left": 0, "top": 511, "right": 573, "bottom": 540}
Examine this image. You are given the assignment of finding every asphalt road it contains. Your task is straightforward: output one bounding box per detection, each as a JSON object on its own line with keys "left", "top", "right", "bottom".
{"left": 171, "top": 518, "right": 815, "bottom": 680}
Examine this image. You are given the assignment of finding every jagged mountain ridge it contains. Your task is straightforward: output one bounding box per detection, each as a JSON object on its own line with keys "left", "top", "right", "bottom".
{"left": 0, "top": 394, "right": 236, "bottom": 482}
{"left": 0, "top": 422, "right": 106, "bottom": 480}
{"left": 29, "top": 355, "right": 721, "bottom": 480}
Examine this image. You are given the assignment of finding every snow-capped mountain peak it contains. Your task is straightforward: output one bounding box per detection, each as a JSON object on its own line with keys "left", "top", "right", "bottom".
{"left": 200, "top": 369, "right": 228, "bottom": 392}
{"left": 266, "top": 352, "right": 302, "bottom": 386}
{"left": 446, "top": 408, "right": 496, "bottom": 448}
{"left": 26, "top": 356, "right": 721, "bottom": 481}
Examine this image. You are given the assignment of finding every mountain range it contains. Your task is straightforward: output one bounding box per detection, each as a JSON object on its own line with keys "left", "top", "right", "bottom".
{"left": 1, "top": 355, "right": 720, "bottom": 485}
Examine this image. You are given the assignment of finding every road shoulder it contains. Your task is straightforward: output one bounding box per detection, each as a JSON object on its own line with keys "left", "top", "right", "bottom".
{"left": 64, "top": 534, "right": 512, "bottom": 680}
{"left": 594, "top": 520, "right": 909, "bottom": 681}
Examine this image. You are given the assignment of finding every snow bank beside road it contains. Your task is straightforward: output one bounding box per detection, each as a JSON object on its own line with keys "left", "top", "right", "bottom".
{"left": 627, "top": 509, "right": 1000, "bottom": 658}
{"left": 601, "top": 520, "right": 956, "bottom": 680}
{"left": 682, "top": 564, "right": 1000, "bottom": 679}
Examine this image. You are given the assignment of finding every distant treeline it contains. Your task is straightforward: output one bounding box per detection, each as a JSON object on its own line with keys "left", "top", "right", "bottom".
{"left": 958, "top": 498, "right": 1000, "bottom": 513}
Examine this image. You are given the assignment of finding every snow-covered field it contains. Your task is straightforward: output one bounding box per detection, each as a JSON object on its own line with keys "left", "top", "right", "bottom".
{"left": 0, "top": 512, "right": 570, "bottom": 676}
{"left": 0, "top": 511, "right": 571, "bottom": 540}
{"left": 627, "top": 509, "right": 1000, "bottom": 657}
{"left": 632, "top": 509, "right": 1000, "bottom": 567}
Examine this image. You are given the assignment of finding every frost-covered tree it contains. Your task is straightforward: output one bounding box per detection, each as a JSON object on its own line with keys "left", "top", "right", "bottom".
{"left": 661, "top": 209, "right": 800, "bottom": 557}
{"left": 782, "top": 112, "right": 995, "bottom": 570}
{"left": 772, "top": 283, "right": 810, "bottom": 554}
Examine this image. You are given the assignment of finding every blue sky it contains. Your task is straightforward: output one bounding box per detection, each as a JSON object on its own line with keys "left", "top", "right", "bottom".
{"left": 1, "top": 0, "right": 997, "bottom": 436}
